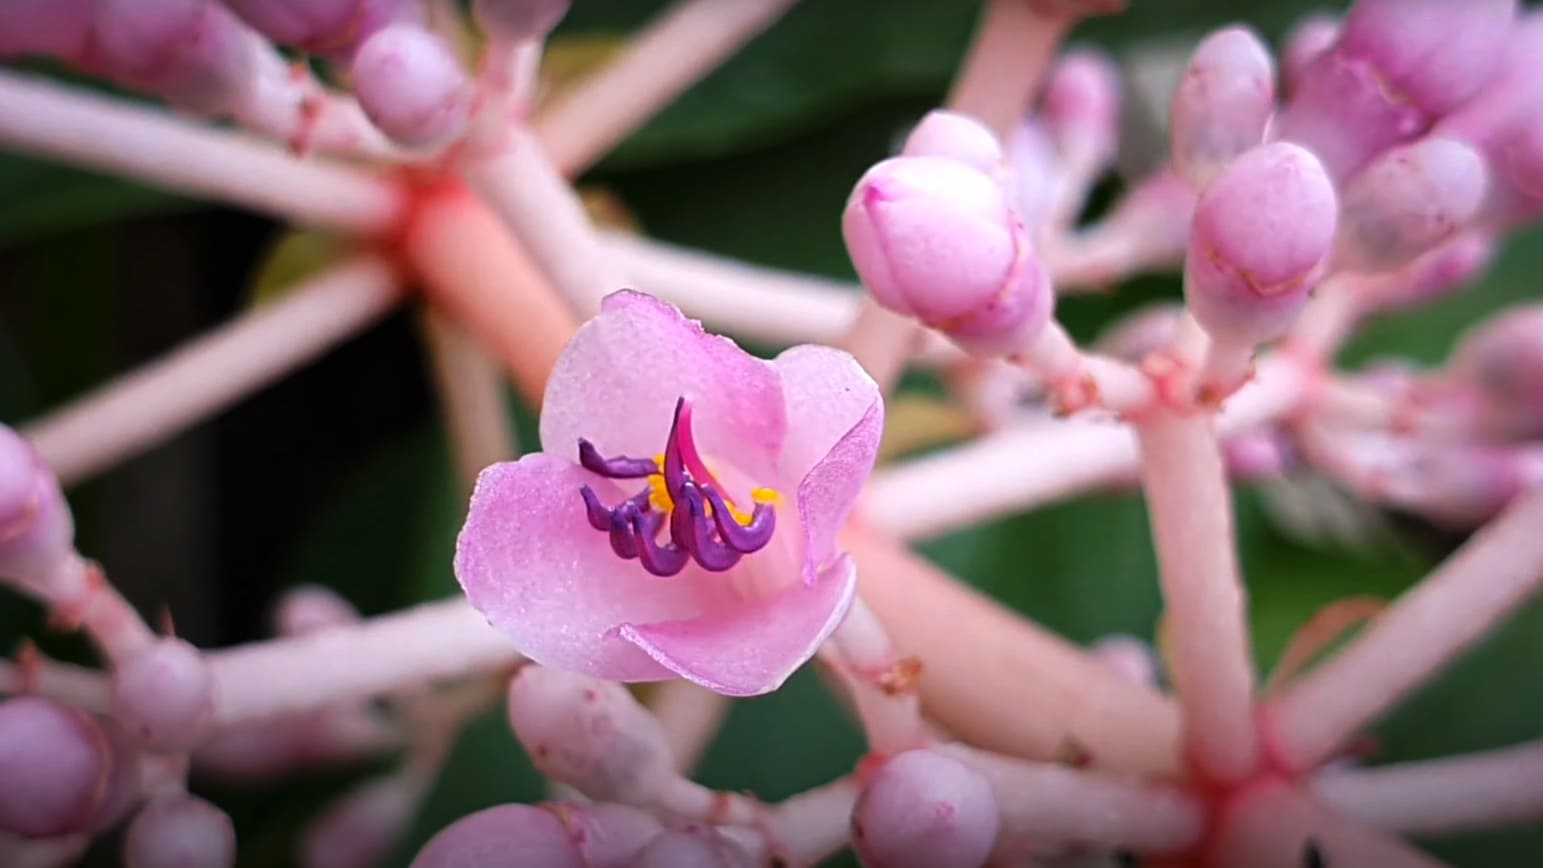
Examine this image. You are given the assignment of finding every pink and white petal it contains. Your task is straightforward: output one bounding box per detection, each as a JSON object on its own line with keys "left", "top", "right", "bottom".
{"left": 794, "top": 400, "right": 883, "bottom": 583}
{"left": 617, "top": 554, "right": 859, "bottom": 696}
{"left": 539, "top": 291, "right": 787, "bottom": 478}
{"left": 455, "top": 454, "right": 718, "bottom": 683}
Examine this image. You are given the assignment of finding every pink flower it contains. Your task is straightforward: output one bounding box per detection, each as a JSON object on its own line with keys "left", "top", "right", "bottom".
{"left": 454, "top": 292, "right": 882, "bottom": 696}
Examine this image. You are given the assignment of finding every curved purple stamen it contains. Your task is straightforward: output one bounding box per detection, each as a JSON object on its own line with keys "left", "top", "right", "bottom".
{"left": 578, "top": 438, "right": 657, "bottom": 479}
{"left": 580, "top": 485, "right": 613, "bottom": 531}
{"left": 681, "top": 485, "right": 743, "bottom": 571}
{"left": 700, "top": 485, "right": 776, "bottom": 554}
{"left": 609, "top": 503, "right": 641, "bottom": 560}
{"left": 630, "top": 509, "right": 690, "bottom": 577}
{"left": 661, "top": 397, "right": 689, "bottom": 499}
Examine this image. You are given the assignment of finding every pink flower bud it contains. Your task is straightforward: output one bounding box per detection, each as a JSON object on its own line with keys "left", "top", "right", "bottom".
{"left": 902, "top": 111, "right": 1003, "bottom": 175}
{"left": 1438, "top": 12, "right": 1543, "bottom": 151}
{"left": 111, "top": 638, "right": 216, "bottom": 751}
{"left": 1449, "top": 303, "right": 1543, "bottom": 435}
{"left": 1223, "top": 431, "right": 1292, "bottom": 480}
{"left": 1092, "top": 303, "right": 1182, "bottom": 362}
{"left": 302, "top": 774, "right": 418, "bottom": 868}
{"left": 0, "top": 698, "right": 138, "bottom": 839}
{"left": 1006, "top": 120, "right": 1059, "bottom": 229}
{"left": 473, "top": 0, "right": 572, "bottom": 43}
{"left": 1282, "top": 14, "right": 1339, "bottom": 98}
{"left": 843, "top": 156, "right": 1053, "bottom": 357}
{"left": 0, "top": 426, "right": 74, "bottom": 589}
{"left": 1334, "top": 137, "right": 1488, "bottom": 273}
{"left": 1366, "top": 233, "right": 1496, "bottom": 311}
{"left": 1041, "top": 49, "right": 1121, "bottom": 169}
{"left": 223, "top": 0, "right": 421, "bottom": 59}
{"left": 351, "top": 26, "right": 472, "bottom": 149}
{"left": 1280, "top": 0, "right": 1516, "bottom": 180}
{"left": 852, "top": 749, "right": 999, "bottom": 868}
{"left": 0, "top": 0, "right": 92, "bottom": 60}
{"left": 273, "top": 585, "right": 360, "bottom": 636}
{"left": 409, "top": 804, "right": 582, "bottom": 868}
{"left": 92, "top": 0, "right": 205, "bottom": 78}
{"left": 123, "top": 795, "right": 235, "bottom": 868}
{"left": 1184, "top": 143, "right": 1338, "bottom": 346}
{"left": 1497, "top": 116, "right": 1543, "bottom": 200}
{"left": 563, "top": 803, "right": 664, "bottom": 868}
{"left": 506, "top": 666, "right": 674, "bottom": 804}
{"left": 629, "top": 826, "right": 754, "bottom": 868}
{"left": 94, "top": 1, "right": 258, "bottom": 117}
{"left": 1169, "top": 26, "right": 1276, "bottom": 189}
{"left": 1088, "top": 634, "right": 1159, "bottom": 687}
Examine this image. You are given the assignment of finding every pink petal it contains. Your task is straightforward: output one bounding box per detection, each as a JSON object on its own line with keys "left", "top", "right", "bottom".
{"left": 618, "top": 554, "right": 858, "bottom": 696}
{"left": 773, "top": 346, "right": 884, "bottom": 579}
{"left": 454, "top": 454, "right": 723, "bottom": 682}
{"left": 540, "top": 291, "right": 787, "bottom": 482}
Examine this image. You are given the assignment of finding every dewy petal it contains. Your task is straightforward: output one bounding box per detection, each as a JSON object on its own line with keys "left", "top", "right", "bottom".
{"left": 773, "top": 345, "right": 884, "bottom": 581}
{"left": 540, "top": 291, "right": 787, "bottom": 483}
{"left": 618, "top": 554, "right": 858, "bottom": 696}
{"left": 455, "top": 454, "right": 721, "bottom": 682}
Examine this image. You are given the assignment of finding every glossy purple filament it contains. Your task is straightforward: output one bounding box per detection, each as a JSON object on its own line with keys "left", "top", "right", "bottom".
{"left": 576, "top": 398, "right": 776, "bottom": 577}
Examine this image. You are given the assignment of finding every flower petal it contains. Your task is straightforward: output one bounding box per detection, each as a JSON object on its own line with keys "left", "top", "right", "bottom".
{"left": 454, "top": 454, "right": 722, "bottom": 682}
{"left": 540, "top": 291, "right": 787, "bottom": 482}
{"left": 618, "top": 554, "right": 858, "bottom": 696}
{"left": 773, "top": 345, "right": 884, "bottom": 579}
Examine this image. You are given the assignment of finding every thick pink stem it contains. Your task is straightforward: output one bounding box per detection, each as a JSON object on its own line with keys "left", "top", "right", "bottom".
{"left": 1208, "top": 779, "right": 1448, "bottom": 868}
{"left": 819, "top": 596, "right": 929, "bottom": 757}
{"left": 419, "top": 310, "right": 517, "bottom": 493}
{"left": 1315, "top": 739, "right": 1543, "bottom": 837}
{"left": 1266, "top": 489, "right": 1543, "bottom": 773}
{"left": 533, "top": 0, "right": 802, "bottom": 177}
{"left": 0, "top": 657, "right": 109, "bottom": 713}
{"left": 23, "top": 257, "right": 401, "bottom": 487}
{"left": 0, "top": 70, "right": 405, "bottom": 236}
{"left": 765, "top": 777, "right": 860, "bottom": 867}
{"left": 947, "top": 0, "right": 1069, "bottom": 140}
{"left": 1135, "top": 411, "right": 1260, "bottom": 785}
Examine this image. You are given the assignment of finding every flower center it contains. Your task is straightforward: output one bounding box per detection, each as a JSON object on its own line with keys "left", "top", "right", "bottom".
{"left": 576, "top": 397, "right": 782, "bottom": 577}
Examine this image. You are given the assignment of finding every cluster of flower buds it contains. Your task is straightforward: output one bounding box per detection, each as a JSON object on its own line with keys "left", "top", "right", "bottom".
{"left": 851, "top": 749, "right": 1000, "bottom": 868}
{"left": 410, "top": 801, "right": 665, "bottom": 868}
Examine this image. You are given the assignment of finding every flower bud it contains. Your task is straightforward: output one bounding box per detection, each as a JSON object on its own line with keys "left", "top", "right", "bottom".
{"left": 223, "top": 0, "right": 421, "bottom": 59}
{"left": 1282, "top": 14, "right": 1338, "bottom": 98}
{"left": 409, "top": 805, "right": 581, "bottom": 868}
{"left": 0, "top": 426, "right": 74, "bottom": 590}
{"left": 506, "top": 666, "right": 674, "bottom": 804}
{"left": 1223, "top": 431, "right": 1292, "bottom": 480}
{"left": 1366, "top": 234, "right": 1496, "bottom": 311}
{"left": 1438, "top": 12, "right": 1543, "bottom": 151}
{"left": 351, "top": 26, "right": 472, "bottom": 149}
{"left": 1006, "top": 120, "right": 1059, "bottom": 229}
{"left": 902, "top": 111, "right": 1003, "bottom": 175}
{"left": 1449, "top": 303, "right": 1543, "bottom": 435}
{"left": 302, "top": 774, "right": 419, "bottom": 868}
{"left": 273, "top": 585, "right": 360, "bottom": 636}
{"left": 93, "top": 1, "right": 258, "bottom": 117}
{"left": 1497, "top": 116, "right": 1543, "bottom": 201}
{"left": 629, "top": 827, "right": 754, "bottom": 868}
{"left": 852, "top": 749, "right": 999, "bottom": 868}
{"left": 1089, "top": 634, "right": 1159, "bottom": 687}
{"left": 123, "top": 795, "right": 235, "bottom": 868}
{"left": 1279, "top": 0, "right": 1516, "bottom": 180}
{"left": 843, "top": 156, "right": 1053, "bottom": 357}
{"left": 1334, "top": 137, "right": 1488, "bottom": 273}
{"left": 1184, "top": 143, "right": 1338, "bottom": 346}
{"left": 111, "top": 638, "right": 216, "bottom": 751}
{"left": 0, "top": 698, "right": 139, "bottom": 839}
{"left": 1042, "top": 49, "right": 1121, "bottom": 169}
{"left": 1169, "top": 26, "right": 1276, "bottom": 189}
{"left": 0, "top": 0, "right": 92, "bottom": 60}
{"left": 473, "top": 0, "right": 572, "bottom": 44}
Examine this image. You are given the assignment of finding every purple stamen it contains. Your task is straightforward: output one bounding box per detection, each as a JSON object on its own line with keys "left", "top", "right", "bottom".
{"left": 681, "top": 485, "right": 743, "bottom": 571}
{"left": 701, "top": 485, "right": 776, "bottom": 554}
{"left": 578, "top": 438, "right": 657, "bottom": 479}
{"left": 662, "top": 397, "right": 688, "bottom": 499}
{"left": 630, "top": 509, "right": 690, "bottom": 577}
{"left": 579, "top": 485, "right": 612, "bottom": 531}
{"left": 609, "top": 503, "right": 640, "bottom": 560}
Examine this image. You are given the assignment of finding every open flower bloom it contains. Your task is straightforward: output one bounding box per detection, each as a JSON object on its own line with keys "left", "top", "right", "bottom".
{"left": 455, "top": 292, "right": 882, "bottom": 696}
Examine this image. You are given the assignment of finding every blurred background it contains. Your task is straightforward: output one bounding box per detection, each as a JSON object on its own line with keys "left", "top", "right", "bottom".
{"left": 1, "top": 0, "right": 1541, "bottom": 864}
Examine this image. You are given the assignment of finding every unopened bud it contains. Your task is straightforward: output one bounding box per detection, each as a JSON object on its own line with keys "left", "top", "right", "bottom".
{"left": 1497, "top": 116, "right": 1543, "bottom": 201}
{"left": 93, "top": 1, "right": 258, "bottom": 116}
{"left": 1282, "top": 14, "right": 1339, "bottom": 98}
{"left": 473, "top": 0, "right": 572, "bottom": 43}
{"left": 224, "top": 0, "right": 422, "bottom": 60}
{"left": 0, "top": 0, "right": 92, "bottom": 60}
{"left": 409, "top": 803, "right": 633, "bottom": 868}
{"left": 274, "top": 585, "right": 360, "bottom": 636}
{"left": 902, "top": 111, "right": 1003, "bottom": 175}
{"left": 1005, "top": 120, "right": 1059, "bottom": 229}
{"left": 1438, "top": 13, "right": 1543, "bottom": 151}
{"left": 1042, "top": 49, "right": 1121, "bottom": 170}
{"left": 843, "top": 156, "right": 1052, "bottom": 357}
{"left": 111, "top": 637, "right": 216, "bottom": 751}
{"left": 303, "top": 773, "right": 419, "bottom": 868}
{"left": 629, "top": 826, "right": 754, "bottom": 868}
{"left": 1184, "top": 143, "right": 1338, "bottom": 346}
{"left": 0, "top": 427, "right": 74, "bottom": 590}
{"left": 506, "top": 666, "right": 674, "bottom": 804}
{"left": 1088, "top": 634, "right": 1160, "bottom": 687}
{"left": 124, "top": 795, "right": 235, "bottom": 868}
{"left": 1449, "top": 303, "right": 1543, "bottom": 435}
{"left": 0, "top": 698, "right": 139, "bottom": 839}
{"left": 1169, "top": 26, "right": 1276, "bottom": 189}
{"left": 1335, "top": 137, "right": 1488, "bottom": 273}
{"left": 852, "top": 749, "right": 999, "bottom": 868}
{"left": 351, "top": 26, "right": 472, "bottom": 149}
{"left": 1358, "top": 234, "right": 1496, "bottom": 313}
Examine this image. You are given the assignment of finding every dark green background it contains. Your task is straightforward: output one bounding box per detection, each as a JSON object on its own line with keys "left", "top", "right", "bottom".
{"left": 0, "top": 1, "right": 1539, "bottom": 865}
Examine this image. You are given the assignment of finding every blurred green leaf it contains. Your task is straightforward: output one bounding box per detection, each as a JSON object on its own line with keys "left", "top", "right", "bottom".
{"left": 0, "top": 154, "right": 185, "bottom": 245}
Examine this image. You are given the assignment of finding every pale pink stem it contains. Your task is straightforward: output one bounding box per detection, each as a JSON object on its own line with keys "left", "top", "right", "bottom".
{"left": 0, "top": 656, "right": 109, "bottom": 713}
{"left": 236, "top": 46, "right": 403, "bottom": 159}
{"left": 1209, "top": 779, "right": 1448, "bottom": 868}
{"left": 0, "top": 70, "right": 405, "bottom": 236}
{"left": 765, "top": 776, "right": 860, "bottom": 867}
{"left": 649, "top": 679, "right": 732, "bottom": 775}
{"left": 459, "top": 130, "right": 629, "bottom": 314}
{"left": 532, "top": 0, "right": 803, "bottom": 177}
{"left": 19, "top": 553, "right": 158, "bottom": 664}
{"left": 206, "top": 598, "right": 517, "bottom": 727}
{"left": 1284, "top": 273, "right": 1366, "bottom": 365}
{"left": 941, "top": 744, "right": 1206, "bottom": 854}
{"left": 419, "top": 309, "right": 518, "bottom": 493}
{"left": 1315, "top": 740, "right": 1543, "bottom": 837}
{"left": 818, "top": 595, "right": 929, "bottom": 757}
{"left": 864, "top": 356, "right": 1307, "bottom": 540}
{"left": 839, "top": 299, "right": 927, "bottom": 393}
{"left": 947, "top": 0, "right": 1069, "bottom": 140}
{"left": 1135, "top": 411, "right": 1260, "bottom": 784}
{"left": 22, "top": 257, "right": 401, "bottom": 487}
{"left": 1266, "top": 488, "right": 1543, "bottom": 773}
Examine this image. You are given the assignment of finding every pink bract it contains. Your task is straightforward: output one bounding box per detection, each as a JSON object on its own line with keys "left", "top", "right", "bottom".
{"left": 454, "top": 291, "right": 881, "bottom": 696}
